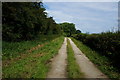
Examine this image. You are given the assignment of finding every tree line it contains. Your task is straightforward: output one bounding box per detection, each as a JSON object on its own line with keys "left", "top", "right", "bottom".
{"left": 2, "top": 2, "right": 80, "bottom": 42}
{"left": 2, "top": 2, "right": 61, "bottom": 41}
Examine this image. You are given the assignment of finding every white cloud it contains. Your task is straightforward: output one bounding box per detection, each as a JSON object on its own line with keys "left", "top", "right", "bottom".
{"left": 75, "top": 17, "right": 105, "bottom": 22}
{"left": 45, "top": 10, "right": 74, "bottom": 23}
{"left": 79, "top": 2, "right": 118, "bottom": 12}
{"left": 44, "top": 2, "right": 118, "bottom": 33}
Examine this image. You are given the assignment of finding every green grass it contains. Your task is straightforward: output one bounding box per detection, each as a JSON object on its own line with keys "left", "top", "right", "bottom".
{"left": 2, "top": 36, "right": 64, "bottom": 78}
{"left": 67, "top": 38, "right": 84, "bottom": 78}
{"left": 71, "top": 38, "right": 120, "bottom": 79}
{"left": 2, "top": 35, "right": 60, "bottom": 60}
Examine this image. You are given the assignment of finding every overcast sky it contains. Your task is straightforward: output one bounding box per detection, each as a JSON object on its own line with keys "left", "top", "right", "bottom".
{"left": 43, "top": 2, "right": 118, "bottom": 33}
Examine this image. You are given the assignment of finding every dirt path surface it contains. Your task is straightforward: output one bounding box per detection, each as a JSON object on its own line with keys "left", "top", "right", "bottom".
{"left": 47, "top": 37, "right": 67, "bottom": 78}
{"left": 68, "top": 38, "right": 108, "bottom": 78}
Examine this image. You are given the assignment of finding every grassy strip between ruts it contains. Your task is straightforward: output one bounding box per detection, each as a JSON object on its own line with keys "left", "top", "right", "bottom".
{"left": 67, "top": 38, "right": 84, "bottom": 78}
{"left": 2, "top": 36, "right": 64, "bottom": 78}
{"left": 71, "top": 38, "right": 120, "bottom": 79}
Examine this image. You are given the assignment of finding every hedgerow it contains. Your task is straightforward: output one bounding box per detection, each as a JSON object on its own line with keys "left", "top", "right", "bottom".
{"left": 73, "top": 31, "right": 120, "bottom": 71}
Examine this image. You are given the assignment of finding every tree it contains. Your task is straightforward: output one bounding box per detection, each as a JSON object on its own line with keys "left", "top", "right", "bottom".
{"left": 76, "top": 30, "right": 81, "bottom": 34}
{"left": 59, "top": 22, "right": 76, "bottom": 36}
{"left": 2, "top": 2, "right": 62, "bottom": 41}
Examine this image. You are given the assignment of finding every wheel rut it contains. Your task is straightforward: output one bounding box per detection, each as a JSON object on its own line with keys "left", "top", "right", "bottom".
{"left": 68, "top": 38, "right": 108, "bottom": 78}
{"left": 47, "top": 37, "right": 67, "bottom": 78}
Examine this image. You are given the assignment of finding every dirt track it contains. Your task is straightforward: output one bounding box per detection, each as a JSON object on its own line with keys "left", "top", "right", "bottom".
{"left": 47, "top": 37, "right": 108, "bottom": 78}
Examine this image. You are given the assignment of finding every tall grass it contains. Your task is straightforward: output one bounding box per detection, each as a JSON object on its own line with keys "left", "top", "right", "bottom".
{"left": 2, "top": 35, "right": 60, "bottom": 60}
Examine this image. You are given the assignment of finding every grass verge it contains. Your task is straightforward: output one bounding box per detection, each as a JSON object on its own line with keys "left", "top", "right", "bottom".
{"left": 71, "top": 38, "right": 120, "bottom": 79}
{"left": 67, "top": 38, "right": 84, "bottom": 78}
{"left": 2, "top": 36, "right": 64, "bottom": 78}
{"left": 2, "top": 35, "right": 60, "bottom": 60}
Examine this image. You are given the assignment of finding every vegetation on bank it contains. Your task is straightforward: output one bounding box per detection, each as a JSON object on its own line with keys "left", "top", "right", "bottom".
{"left": 72, "top": 32, "right": 120, "bottom": 71}
{"left": 3, "top": 36, "right": 64, "bottom": 78}
{"left": 2, "top": 35, "right": 60, "bottom": 60}
{"left": 67, "top": 38, "right": 84, "bottom": 78}
{"left": 71, "top": 38, "right": 120, "bottom": 79}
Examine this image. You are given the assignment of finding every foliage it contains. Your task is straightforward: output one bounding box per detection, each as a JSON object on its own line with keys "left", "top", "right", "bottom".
{"left": 76, "top": 30, "right": 81, "bottom": 34}
{"left": 59, "top": 22, "right": 76, "bottom": 37}
{"left": 2, "top": 2, "right": 61, "bottom": 41}
{"left": 72, "top": 32, "right": 120, "bottom": 71}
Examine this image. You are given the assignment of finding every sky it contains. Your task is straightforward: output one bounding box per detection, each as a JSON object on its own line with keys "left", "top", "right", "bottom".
{"left": 43, "top": 2, "right": 118, "bottom": 33}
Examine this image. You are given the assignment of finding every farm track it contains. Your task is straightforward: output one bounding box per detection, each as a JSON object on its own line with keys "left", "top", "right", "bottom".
{"left": 47, "top": 37, "right": 108, "bottom": 78}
